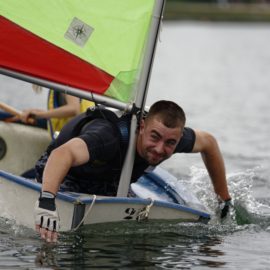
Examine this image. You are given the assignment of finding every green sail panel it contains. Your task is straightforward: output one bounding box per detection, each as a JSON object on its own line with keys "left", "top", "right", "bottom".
{"left": 0, "top": 0, "right": 155, "bottom": 102}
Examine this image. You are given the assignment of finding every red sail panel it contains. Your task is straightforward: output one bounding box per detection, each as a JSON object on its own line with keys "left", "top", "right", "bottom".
{"left": 0, "top": 16, "right": 114, "bottom": 94}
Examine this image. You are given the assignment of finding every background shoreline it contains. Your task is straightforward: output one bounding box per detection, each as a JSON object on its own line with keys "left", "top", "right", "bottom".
{"left": 164, "top": 2, "right": 270, "bottom": 22}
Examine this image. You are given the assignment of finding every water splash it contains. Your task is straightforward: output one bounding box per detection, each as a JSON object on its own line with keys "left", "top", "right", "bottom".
{"left": 0, "top": 217, "right": 36, "bottom": 239}
{"left": 179, "top": 166, "right": 270, "bottom": 229}
{"left": 227, "top": 168, "right": 270, "bottom": 227}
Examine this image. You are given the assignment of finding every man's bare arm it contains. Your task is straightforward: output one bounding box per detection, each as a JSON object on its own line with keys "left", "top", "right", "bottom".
{"left": 192, "top": 130, "right": 231, "bottom": 201}
{"left": 42, "top": 138, "right": 90, "bottom": 194}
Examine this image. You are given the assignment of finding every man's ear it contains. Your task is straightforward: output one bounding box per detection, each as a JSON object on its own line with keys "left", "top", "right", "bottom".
{"left": 180, "top": 131, "right": 184, "bottom": 139}
{"left": 139, "top": 119, "right": 145, "bottom": 134}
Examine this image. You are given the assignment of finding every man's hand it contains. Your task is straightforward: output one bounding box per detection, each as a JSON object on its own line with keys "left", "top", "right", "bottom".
{"left": 34, "top": 191, "right": 60, "bottom": 243}
{"left": 219, "top": 198, "right": 233, "bottom": 219}
{"left": 20, "top": 109, "right": 37, "bottom": 124}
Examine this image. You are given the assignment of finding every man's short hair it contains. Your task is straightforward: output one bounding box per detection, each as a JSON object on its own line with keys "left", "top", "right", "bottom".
{"left": 146, "top": 100, "right": 186, "bottom": 128}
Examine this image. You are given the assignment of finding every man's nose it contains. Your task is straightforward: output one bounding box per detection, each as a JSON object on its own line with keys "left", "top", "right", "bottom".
{"left": 155, "top": 142, "right": 165, "bottom": 154}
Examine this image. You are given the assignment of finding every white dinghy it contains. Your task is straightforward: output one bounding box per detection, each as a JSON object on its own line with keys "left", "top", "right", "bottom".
{"left": 0, "top": 0, "right": 211, "bottom": 231}
{"left": 0, "top": 166, "right": 210, "bottom": 231}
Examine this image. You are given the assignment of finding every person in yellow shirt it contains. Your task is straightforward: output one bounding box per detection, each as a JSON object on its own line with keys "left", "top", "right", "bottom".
{"left": 21, "top": 85, "right": 94, "bottom": 138}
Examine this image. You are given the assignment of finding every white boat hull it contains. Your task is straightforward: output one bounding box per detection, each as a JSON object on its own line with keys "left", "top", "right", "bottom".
{"left": 0, "top": 169, "right": 210, "bottom": 232}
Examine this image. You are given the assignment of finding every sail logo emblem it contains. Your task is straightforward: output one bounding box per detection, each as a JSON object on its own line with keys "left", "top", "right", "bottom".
{"left": 65, "top": 17, "right": 94, "bottom": 47}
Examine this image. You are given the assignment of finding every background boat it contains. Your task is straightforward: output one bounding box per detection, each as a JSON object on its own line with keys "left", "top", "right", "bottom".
{"left": 0, "top": 118, "right": 50, "bottom": 175}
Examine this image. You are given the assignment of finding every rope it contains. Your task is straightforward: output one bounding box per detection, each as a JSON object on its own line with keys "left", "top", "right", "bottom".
{"left": 72, "top": 194, "right": 97, "bottom": 231}
{"left": 72, "top": 196, "right": 154, "bottom": 230}
{"left": 137, "top": 198, "right": 154, "bottom": 222}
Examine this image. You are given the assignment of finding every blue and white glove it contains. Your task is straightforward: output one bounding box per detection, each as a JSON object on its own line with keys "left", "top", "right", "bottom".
{"left": 219, "top": 198, "right": 233, "bottom": 219}
{"left": 34, "top": 191, "right": 60, "bottom": 232}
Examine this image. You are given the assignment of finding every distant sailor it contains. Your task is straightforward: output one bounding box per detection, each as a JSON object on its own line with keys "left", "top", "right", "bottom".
{"left": 20, "top": 85, "right": 95, "bottom": 138}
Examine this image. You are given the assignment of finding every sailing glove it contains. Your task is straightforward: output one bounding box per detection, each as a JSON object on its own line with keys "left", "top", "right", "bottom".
{"left": 219, "top": 198, "right": 233, "bottom": 219}
{"left": 34, "top": 191, "right": 60, "bottom": 232}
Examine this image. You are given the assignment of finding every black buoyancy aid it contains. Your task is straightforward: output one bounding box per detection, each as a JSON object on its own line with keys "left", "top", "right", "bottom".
{"left": 64, "top": 106, "right": 132, "bottom": 194}
{"left": 70, "top": 106, "right": 131, "bottom": 151}
{"left": 35, "top": 106, "right": 140, "bottom": 195}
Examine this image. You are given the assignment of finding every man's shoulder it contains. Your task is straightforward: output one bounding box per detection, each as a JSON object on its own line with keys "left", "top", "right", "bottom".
{"left": 175, "top": 127, "right": 196, "bottom": 153}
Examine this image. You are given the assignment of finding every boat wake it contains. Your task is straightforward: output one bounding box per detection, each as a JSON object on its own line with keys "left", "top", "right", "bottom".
{"left": 179, "top": 166, "right": 270, "bottom": 230}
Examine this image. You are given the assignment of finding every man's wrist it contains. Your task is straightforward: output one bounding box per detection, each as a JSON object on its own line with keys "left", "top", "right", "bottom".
{"left": 217, "top": 195, "right": 231, "bottom": 203}
{"left": 39, "top": 191, "right": 56, "bottom": 211}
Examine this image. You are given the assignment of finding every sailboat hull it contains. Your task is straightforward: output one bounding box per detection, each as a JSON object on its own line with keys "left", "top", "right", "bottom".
{"left": 0, "top": 168, "right": 210, "bottom": 232}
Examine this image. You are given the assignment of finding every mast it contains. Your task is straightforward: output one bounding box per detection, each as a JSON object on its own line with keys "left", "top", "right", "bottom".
{"left": 116, "top": 0, "right": 165, "bottom": 197}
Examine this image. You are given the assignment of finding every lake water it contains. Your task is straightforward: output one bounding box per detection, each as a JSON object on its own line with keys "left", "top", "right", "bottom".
{"left": 1, "top": 21, "right": 270, "bottom": 269}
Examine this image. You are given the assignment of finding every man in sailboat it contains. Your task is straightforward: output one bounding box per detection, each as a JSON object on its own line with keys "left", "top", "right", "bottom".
{"left": 34, "top": 100, "right": 232, "bottom": 242}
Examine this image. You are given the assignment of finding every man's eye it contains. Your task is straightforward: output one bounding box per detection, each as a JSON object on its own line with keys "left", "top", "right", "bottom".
{"left": 166, "top": 141, "right": 176, "bottom": 147}
{"left": 151, "top": 135, "right": 159, "bottom": 141}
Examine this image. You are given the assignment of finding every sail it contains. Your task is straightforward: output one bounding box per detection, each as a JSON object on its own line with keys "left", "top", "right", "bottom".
{"left": 0, "top": 0, "right": 157, "bottom": 103}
